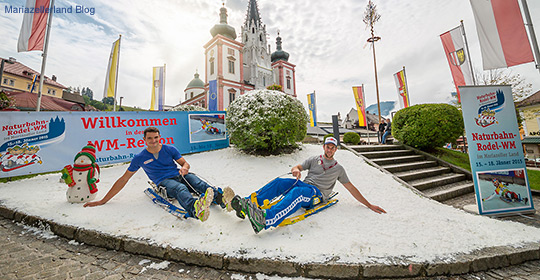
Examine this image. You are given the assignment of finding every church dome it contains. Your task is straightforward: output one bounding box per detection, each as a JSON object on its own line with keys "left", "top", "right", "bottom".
{"left": 186, "top": 72, "right": 204, "bottom": 90}
{"left": 271, "top": 35, "right": 289, "bottom": 62}
{"left": 210, "top": 6, "right": 237, "bottom": 40}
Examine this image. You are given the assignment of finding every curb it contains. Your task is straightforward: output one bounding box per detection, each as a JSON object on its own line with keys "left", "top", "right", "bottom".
{"left": 1, "top": 204, "right": 539, "bottom": 279}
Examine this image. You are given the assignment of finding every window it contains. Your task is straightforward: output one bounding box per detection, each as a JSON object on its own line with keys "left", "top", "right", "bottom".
{"left": 27, "top": 84, "right": 31, "bottom": 90}
{"left": 4, "top": 78, "right": 15, "bottom": 86}
{"left": 286, "top": 77, "right": 291, "bottom": 89}
{"left": 228, "top": 60, "right": 235, "bottom": 74}
{"left": 229, "top": 89, "right": 236, "bottom": 103}
{"left": 47, "top": 89, "right": 56, "bottom": 95}
{"left": 210, "top": 60, "right": 215, "bottom": 75}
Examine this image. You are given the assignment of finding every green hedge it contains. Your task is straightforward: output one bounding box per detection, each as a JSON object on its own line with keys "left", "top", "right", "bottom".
{"left": 393, "top": 104, "right": 464, "bottom": 150}
{"left": 343, "top": 132, "right": 360, "bottom": 145}
{"left": 226, "top": 89, "right": 308, "bottom": 155}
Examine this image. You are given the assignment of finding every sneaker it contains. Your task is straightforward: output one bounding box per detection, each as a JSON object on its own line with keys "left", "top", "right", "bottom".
{"left": 193, "top": 188, "right": 214, "bottom": 222}
{"left": 245, "top": 200, "right": 266, "bottom": 234}
{"left": 231, "top": 195, "right": 246, "bottom": 219}
{"left": 221, "top": 187, "right": 235, "bottom": 212}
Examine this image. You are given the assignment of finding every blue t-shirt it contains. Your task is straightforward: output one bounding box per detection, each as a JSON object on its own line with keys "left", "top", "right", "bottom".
{"left": 128, "top": 144, "right": 182, "bottom": 185}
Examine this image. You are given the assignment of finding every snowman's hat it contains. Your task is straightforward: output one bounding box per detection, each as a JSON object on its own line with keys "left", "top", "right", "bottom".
{"left": 74, "top": 143, "right": 97, "bottom": 164}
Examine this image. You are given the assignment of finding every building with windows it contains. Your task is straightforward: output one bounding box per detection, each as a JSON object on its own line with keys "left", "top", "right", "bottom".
{"left": 517, "top": 89, "right": 540, "bottom": 159}
{"left": 1, "top": 57, "right": 66, "bottom": 97}
{"left": 182, "top": 0, "right": 296, "bottom": 110}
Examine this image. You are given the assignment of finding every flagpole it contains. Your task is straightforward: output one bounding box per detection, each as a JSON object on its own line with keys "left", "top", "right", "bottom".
{"left": 402, "top": 66, "right": 410, "bottom": 106}
{"left": 521, "top": 0, "right": 540, "bottom": 75}
{"left": 162, "top": 63, "right": 166, "bottom": 111}
{"left": 36, "top": 0, "right": 55, "bottom": 112}
{"left": 460, "top": 20, "right": 476, "bottom": 85}
{"left": 113, "top": 35, "right": 121, "bottom": 111}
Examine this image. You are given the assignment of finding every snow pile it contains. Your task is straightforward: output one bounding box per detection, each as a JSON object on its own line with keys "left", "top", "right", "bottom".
{"left": 0, "top": 144, "right": 539, "bottom": 265}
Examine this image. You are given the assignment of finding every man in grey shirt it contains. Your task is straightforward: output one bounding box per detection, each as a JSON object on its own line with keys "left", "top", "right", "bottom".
{"left": 232, "top": 137, "right": 386, "bottom": 233}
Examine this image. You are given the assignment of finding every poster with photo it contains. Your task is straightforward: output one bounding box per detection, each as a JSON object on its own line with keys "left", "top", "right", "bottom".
{"left": 459, "top": 85, "right": 534, "bottom": 215}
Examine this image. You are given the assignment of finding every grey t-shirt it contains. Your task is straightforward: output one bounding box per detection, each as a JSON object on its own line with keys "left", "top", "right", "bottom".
{"left": 301, "top": 155, "right": 350, "bottom": 200}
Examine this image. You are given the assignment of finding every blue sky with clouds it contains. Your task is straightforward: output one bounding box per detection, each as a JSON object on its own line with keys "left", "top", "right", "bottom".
{"left": 1, "top": 0, "right": 539, "bottom": 121}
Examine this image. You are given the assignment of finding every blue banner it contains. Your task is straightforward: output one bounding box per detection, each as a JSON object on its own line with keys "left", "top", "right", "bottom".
{"left": 208, "top": 80, "right": 218, "bottom": 111}
{"left": 0, "top": 111, "right": 228, "bottom": 178}
{"left": 460, "top": 85, "right": 534, "bottom": 215}
{"left": 307, "top": 92, "right": 317, "bottom": 127}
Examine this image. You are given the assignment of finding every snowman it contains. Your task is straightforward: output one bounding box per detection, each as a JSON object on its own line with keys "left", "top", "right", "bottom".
{"left": 62, "top": 144, "right": 100, "bottom": 203}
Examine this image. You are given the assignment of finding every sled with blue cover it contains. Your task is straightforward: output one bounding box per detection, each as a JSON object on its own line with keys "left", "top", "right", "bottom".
{"left": 251, "top": 191, "right": 339, "bottom": 227}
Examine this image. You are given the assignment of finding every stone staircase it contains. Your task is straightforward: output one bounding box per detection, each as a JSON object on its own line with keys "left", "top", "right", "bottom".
{"left": 345, "top": 144, "right": 474, "bottom": 202}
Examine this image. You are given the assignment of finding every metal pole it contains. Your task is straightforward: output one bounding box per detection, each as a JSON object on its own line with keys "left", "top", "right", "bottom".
{"left": 36, "top": 0, "right": 55, "bottom": 112}
{"left": 461, "top": 20, "right": 477, "bottom": 85}
{"left": 521, "top": 0, "right": 540, "bottom": 74}
{"left": 0, "top": 59, "right": 5, "bottom": 89}
{"left": 370, "top": 32, "right": 382, "bottom": 124}
{"left": 113, "top": 35, "right": 121, "bottom": 111}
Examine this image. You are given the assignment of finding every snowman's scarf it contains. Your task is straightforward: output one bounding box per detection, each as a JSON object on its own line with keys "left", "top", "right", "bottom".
{"left": 73, "top": 163, "right": 100, "bottom": 193}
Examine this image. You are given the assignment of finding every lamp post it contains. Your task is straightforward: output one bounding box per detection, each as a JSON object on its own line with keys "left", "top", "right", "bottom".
{"left": 363, "top": 0, "right": 382, "bottom": 124}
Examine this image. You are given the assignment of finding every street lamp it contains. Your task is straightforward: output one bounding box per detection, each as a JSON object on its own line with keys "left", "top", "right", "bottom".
{"left": 363, "top": 0, "right": 382, "bottom": 125}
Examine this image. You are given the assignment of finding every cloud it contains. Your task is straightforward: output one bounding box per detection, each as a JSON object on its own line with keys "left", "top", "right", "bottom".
{"left": 1, "top": 0, "right": 538, "bottom": 118}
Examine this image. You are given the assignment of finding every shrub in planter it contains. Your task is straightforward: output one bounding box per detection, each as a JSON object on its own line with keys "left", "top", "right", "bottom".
{"left": 392, "top": 103, "right": 464, "bottom": 150}
{"left": 226, "top": 89, "right": 308, "bottom": 155}
{"left": 343, "top": 132, "right": 360, "bottom": 145}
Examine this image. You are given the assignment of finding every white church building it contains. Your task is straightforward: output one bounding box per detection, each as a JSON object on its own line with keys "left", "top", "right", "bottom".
{"left": 182, "top": 0, "right": 297, "bottom": 110}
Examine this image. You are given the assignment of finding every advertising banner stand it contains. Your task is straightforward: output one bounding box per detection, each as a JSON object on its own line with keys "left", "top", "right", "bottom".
{"left": 460, "top": 85, "right": 535, "bottom": 217}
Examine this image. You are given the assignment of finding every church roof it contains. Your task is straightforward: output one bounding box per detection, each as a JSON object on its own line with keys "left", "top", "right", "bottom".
{"left": 210, "top": 5, "right": 236, "bottom": 40}
{"left": 186, "top": 72, "right": 205, "bottom": 89}
{"left": 245, "top": 0, "right": 261, "bottom": 27}
{"left": 271, "top": 35, "right": 289, "bottom": 62}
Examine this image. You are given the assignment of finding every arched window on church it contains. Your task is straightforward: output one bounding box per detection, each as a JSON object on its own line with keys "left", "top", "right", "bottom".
{"left": 252, "top": 27, "right": 255, "bottom": 33}
{"left": 286, "top": 76, "right": 291, "bottom": 89}
{"left": 228, "top": 88, "right": 237, "bottom": 104}
{"left": 260, "top": 34, "right": 263, "bottom": 42}
{"left": 210, "top": 57, "right": 215, "bottom": 75}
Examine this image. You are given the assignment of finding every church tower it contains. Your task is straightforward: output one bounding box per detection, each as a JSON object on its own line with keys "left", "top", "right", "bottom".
{"left": 271, "top": 33, "right": 296, "bottom": 97}
{"left": 241, "top": 0, "right": 273, "bottom": 89}
{"left": 202, "top": 4, "right": 252, "bottom": 111}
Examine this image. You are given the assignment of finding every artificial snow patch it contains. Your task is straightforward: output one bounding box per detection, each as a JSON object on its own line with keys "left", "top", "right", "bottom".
{"left": 68, "top": 240, "right": 81, "bottom": 246}
{"left": 139, "top": 260, "right": 170, "bottom": 274}
{"left": 19, "top": 222, "right": 57, "bottom": 240}
{"left": 1, "top": 145, "right": 540, "bottom": 265}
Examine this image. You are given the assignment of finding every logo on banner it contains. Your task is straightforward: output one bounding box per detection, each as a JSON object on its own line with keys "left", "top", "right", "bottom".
{"left": 0, "top": 117, "right": 66, "bottom": 172}
{"left": 449, "top": 49, "right": 466, "bottom": 66}
{"left": 475, "top": 89, "right": 505, "bottom": 128}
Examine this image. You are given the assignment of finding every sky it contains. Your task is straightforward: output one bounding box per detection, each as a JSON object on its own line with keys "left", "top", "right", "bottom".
{"left": 0, "top": 0, "right": 539, "bottom": 121}
{"left": 1, "top": 144, "right": 539, "bottom": 266}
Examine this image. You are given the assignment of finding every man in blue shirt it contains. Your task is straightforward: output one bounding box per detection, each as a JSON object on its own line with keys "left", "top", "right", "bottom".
{"left": 84, "top": 127, "right": 234, "bottom": 221}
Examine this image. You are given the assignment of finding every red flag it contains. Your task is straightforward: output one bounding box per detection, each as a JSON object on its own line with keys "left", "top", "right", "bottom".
{"left": 469, "top": 0, "right": 534, "bottom": 70}
{"left": 393, "top": 69, "right": 410, "bottom": 108}
{"left": 440, "top": 25, "right": 474, "bottom": 103}
{"left": 352, "top": 86, "right": 367, "bottom": 127}
{"left": 17, "top": 0, "right": 51, "bottom": 52}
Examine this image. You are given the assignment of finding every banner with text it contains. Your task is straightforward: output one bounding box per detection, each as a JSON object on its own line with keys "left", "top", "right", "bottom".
{"left": 0, "top": 111, "right": 228, "bottom": 178}
{"left": 460, "top": 85, "right": 534, "bottom": 215}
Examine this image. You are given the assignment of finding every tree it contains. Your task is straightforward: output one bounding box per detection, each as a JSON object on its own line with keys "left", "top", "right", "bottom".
{"left": 102, "top": 97, "right": 114, "bottom": 105}
{"left": 475, "top": 69, "right": 532, "bottom": 129}
{"left": 475, "top": 69, "right": 532, "bottom": 101}
{"left": 85, "top": 88, "right": 94, "bottom": 100}
{"left": 0, "top": 90, "right": 13, "bottom": 110}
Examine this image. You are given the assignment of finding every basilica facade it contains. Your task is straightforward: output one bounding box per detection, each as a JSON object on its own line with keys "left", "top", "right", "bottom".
{"left": 182, "top": 0, "right": 296, "bottom": 110}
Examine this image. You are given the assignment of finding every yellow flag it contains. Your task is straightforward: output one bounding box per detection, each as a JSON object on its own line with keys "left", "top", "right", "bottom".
{"left": 103, "top": 37, "right": 121, "bottom": 98}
